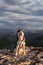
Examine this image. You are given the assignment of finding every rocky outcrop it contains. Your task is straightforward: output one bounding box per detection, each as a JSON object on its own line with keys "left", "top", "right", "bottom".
{"left": 0, "top": 46, "right": 43, "bottom": 65}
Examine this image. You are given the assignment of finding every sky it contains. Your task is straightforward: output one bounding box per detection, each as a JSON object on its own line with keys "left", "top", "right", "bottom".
{"left": 0, "top": 0, "right": 43, "bottom": 30}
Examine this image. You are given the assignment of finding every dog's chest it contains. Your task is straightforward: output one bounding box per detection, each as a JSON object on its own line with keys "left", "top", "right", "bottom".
{"left": 18, "top": 41, "right": 25, "bottom": 55}
{"left": 18, "top": 41, "right": 24, "bottom": 48}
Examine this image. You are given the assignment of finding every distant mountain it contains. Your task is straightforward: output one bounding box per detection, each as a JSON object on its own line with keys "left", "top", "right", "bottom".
{"left": 0, "top": 30, "right": 43, "bottom": 49}
{"left": 28, "top": 35, "right": 43, "bottom": 47}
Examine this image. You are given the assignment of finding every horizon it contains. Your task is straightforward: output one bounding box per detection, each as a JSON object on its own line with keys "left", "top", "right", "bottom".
{"left": 0, "top": 28, "right": 43, "bottom": 33}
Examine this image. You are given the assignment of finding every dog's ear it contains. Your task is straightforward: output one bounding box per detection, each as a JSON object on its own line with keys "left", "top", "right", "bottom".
{"left": 17, "top": 29, "right": 20, "bottom": 33}
{"left": 17, "top": 29, "right": 24, "bottom": 33}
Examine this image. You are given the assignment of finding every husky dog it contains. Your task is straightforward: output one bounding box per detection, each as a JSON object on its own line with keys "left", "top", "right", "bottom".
{"left": 15, "top": 29, "right": 26, "bottom": 56}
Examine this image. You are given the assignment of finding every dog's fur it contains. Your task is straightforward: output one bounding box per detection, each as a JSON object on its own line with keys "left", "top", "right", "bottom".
{"left": 15, "top": 29, "right": 26, "bottom": 56}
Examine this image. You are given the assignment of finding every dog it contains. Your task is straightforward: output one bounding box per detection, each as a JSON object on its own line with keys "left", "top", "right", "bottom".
{"left": 15, "top": 29, "right": 26, "bottom": 56}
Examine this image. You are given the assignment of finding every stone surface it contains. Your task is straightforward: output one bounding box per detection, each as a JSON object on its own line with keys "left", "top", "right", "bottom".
{"left": 0, "top": 46, "right": 43, "bottom": 65}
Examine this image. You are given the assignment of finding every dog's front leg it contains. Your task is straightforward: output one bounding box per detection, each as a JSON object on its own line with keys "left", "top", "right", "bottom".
{"left": 23, "top": 42, "right": 26, "bottom": 55}
{"left": 15, "top": 43, "right": 19, "bottom": 56}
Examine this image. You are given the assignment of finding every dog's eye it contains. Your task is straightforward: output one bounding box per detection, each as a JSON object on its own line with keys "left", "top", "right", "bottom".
{"left": 19, "top": 32, "right": 22, "bottom": 36}
{"left": 18, "top": 32, "right": 22, "bottom": 36}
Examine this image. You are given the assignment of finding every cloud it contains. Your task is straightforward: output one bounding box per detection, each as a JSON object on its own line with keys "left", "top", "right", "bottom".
{"left": 0, "top": 0, "right": 43, "bottom": 30}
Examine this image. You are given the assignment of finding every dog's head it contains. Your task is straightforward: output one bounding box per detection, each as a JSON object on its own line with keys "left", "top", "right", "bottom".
{"left": 17, "top": 29, "right": 25, "bottom": 41}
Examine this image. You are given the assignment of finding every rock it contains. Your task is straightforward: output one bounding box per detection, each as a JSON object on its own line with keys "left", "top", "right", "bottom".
{"left": 0, "top": 59, "right": 4, "bottom": 64}
{"left": 0, "top": 54, "right": 3, "bottom": 58}
{"left": 38, "top": 61, "right": 43, "bottom": 65}
{"left": 0, "top": 58, "right": 8, "bottom": 65}
{"left": 37, "top": 51, "right": 43, "bottom": 61}
{"left": 0, "top": 46, "right": 43, "bottom": 65}
{"left": 1, "top": 55, "right": 10, "bottom": 60}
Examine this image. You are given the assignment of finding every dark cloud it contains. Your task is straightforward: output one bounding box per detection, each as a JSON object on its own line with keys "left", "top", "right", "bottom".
{"left": 0, "top": 0, "right": 43, "bottom": 30}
